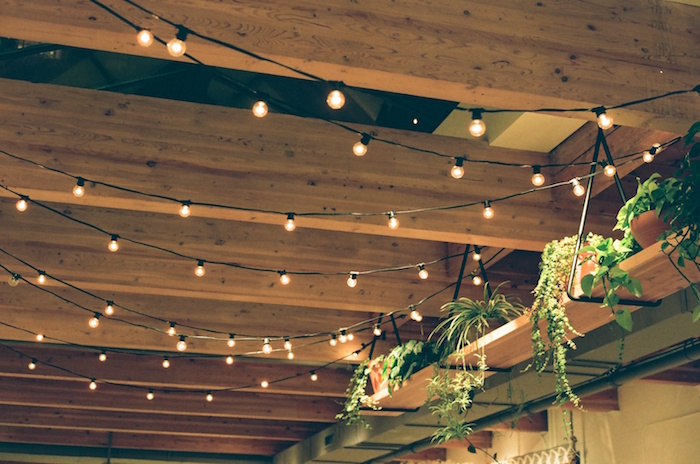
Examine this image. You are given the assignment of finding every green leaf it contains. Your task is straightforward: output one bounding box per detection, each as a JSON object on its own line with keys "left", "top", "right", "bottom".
{"left": 615, "top": 308, "right": 634, "bottom": 332}
{"left": 677, "top": 255, "right": 685, "bottom": 268}
{"left": 581, "top": 274, "right": 595, "bottom": 297}
{"left": 628, "top": 277, "right": 643, "bottom": 298}
{"left": 692, "top": 305, "right": 700, "bottom": 323}
{"left": 467, "top": 444, "right": 477, "bottom": 454}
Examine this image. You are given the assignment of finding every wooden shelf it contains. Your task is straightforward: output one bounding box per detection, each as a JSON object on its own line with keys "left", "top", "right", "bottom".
{"left": 369, "top": 241, "right": 700, "bottom": 410}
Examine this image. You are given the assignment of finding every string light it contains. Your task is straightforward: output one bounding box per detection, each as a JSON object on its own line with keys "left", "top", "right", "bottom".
{"left": 643, "top": 143, "right": 661, "bottom": 163}
{"left": 473, "top": 246, "right": 482, "bottom": 262}
{"left": 35, "top": 334, "right": 44, "bottom": 342}
{"left": 162, "top": 357, "right": 170, "bottom": 368}
{"left": 98, "top": 351, "right": 107, "bottom": 362}
{"left": 352, "top": 351, "right": 359, "bottom": 358}
{"left": 310, "top": 371, "right": 318, "bottom": 382}
{"left": 603, "top": 163, "right": 617, "bottom": 177}
{"left": 472, "top": 274, "right": 483, "bottom": 286}
{"left": 329, "top": 334, "right": 338, "bottom": 346}
{"left": 179, "top": 202, "right": 191, "bottom": 218}
{"left": 88, "top": 313, "right": 101, "bottom": 329}
{"left": 136, "top": 29, "right": 154, "bottom": 47}
{"left": 166, "top": 26, "right": 188, "bottom": 57}
{"left": 8, "top": 274, "right": 20, "bottom": 287}
{"left": 16, "top": 197, "right": 28, "bottom": 212}
{"left": 279, "top": 271, "right": 290, "bottom": 285}
{"left": 451, "top": 157, "right": 465, "bottom": 179}
{"left": 36, "top": 272, "right": 47, "bottom": 285}
{"left": 252, "top": 100, "right": 269, "bottom": 118}
{"left": 387, "top": 211, "right": 399, "bottom": 230}
{"left": 104, "top": 300, "right": 114, "bottom": 316}
{"left": 353, "top": 133, "right": 371, "bottom": 157}
{"left": 326, "top": 88, "right": 345, "bottom": 110}
{"left": 167, "top": 322, "right": 177, "bottom": 336}
{"left": 227, "top": 334, "right": 236, "bottom": 348}
{"left": 347, "top": 272, "right": 358, "bottom": 288}
{"left": 284, "top": 213, "right": 296, "bottom": 232}
{"left": 594, "top": 107, "right": 614, "bottom": 130}
{"left": 338, "top": 330, "right": 348, "bottom": 344}
{"left": 531, "top": 166, "right": 545, "bottom": 186}
{"left": 418, "top": 264, "right": 429, "bottom": 280}
{"left": 410, "top": 306, "right": 423, "bottom": 322}
{"left": 283, "top": 337, "right": 292, "bottom": 351}
{"left": 108, "top": 235, "right": 119, "bottom": 252}
{"left": 373, "top": 324, "right": 382, "bottom": 337}
{"left": 176, "top": 335, "right": 187, "bottom": 352}
{"left": 194, "top": 260, "right": 205, "bottom": 277}
{"left": 287, "top": 350, "right": 295, "bottom": 360}
{"left": 28, "top": 359, "right": 37, "bottom": 370}
{"left": 89, "top": 379, "right": 97, "bottom": 390}
{"left": 262, "top": 337, "right": 272, "bottom": 354}
{"left": 482, "top": 201, "right": 494, "bottom": 219}
{"left": 205, "top": 391, "right": 214, "bottom": 402}
{"left": 73, "top": 177, "right": 85, "bottom": 197}
{"left": 468, "top": 109, "right": 486, "bottom": 137}
{"left": 347, "top": 332, "right": 354, "bottom": 341}
{"left": 226, "top": 355, "right": 234, "bottom": 365}
{"left": 261, "top": 380, "right": 269, "bottom": 388}
{"left": 146, "top": 389, "right": 155, "bottom": 400}
{"left": 571, "top": 178, "right": 586, "bottom": 197}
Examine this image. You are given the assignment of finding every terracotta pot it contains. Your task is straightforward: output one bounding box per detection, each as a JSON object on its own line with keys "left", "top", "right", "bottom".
{"left": 369, "top": 363, "right": 388, "bottom": 394}
{"left": 630, "top": 210, "right": 670, "bottom": 249}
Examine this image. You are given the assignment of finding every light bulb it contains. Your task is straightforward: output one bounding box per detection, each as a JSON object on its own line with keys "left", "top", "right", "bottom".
{"left": 418, "top": 264, "right": 429, "bottom": 280}
{"left": 16, "top": 198, "right": 28, "bottom": 212}
{"left": 37, "top": 272, "right": 47, "bottom": 285}
{"left": 642, "top": 150, "right": 655, "bottom": 163}
{"left": 472, "top": 275, "right": 483, "bottom": 286}
{"left": 179, "top": 203, "right": 191, "bottom": 218}
{"left": 167, "top": 323, "right": 176, "bottom": 336}
{"left": 287, "top": 350, "right": 295, "bottom": 360}
{"left": 329, "top": 334, "right": 338, "bottom": 346}
{"left": 137, "top": 29, "right": 154, "bottom": 47}
{"left": 352, "top": 351, "right": 359, "bottom": 358}
{"left": 469, "top": 110, "right": 486, "bottom": 137}
{"left": 227, "top": 334, "right": 236, "bottom": 348}
{"left": 279, "top": 271, "right": 290, "bottom": 285}
{"left": 89, "top": 379, "right": 97, "bottom": 391}
{"left": 603, "top": 164, "right": 617, "bottom": 177}
{"left": 194, "top": 260, "right": 205, "bottom": 277}
{"left": 353, "top": 133, "right": 371, "bottom": 157}
{"left": 338, "top": 331, "right": 348, "bottom": 344}
{"left": 146, "top": 389, "right": 155, "bottom": 400}
{"left": 28, "top": 359, "right": 37, "bottom": 370}
{"left": 327, "top": 89, "right": 345, "bottom": 110}
{"left": 410, "top": 307, "right": 423, "bottom": 322}
{"left": 166, "top": 38, "right": 186, "bottom": 57}
{"left": 98, "top": 351, "right": 107, "bottom": 362}
{"left": 310, "top": 371, "right": 318, "bottom": 382}
{"left": 347, "top": 332, "right": 354, "bottom": 341}
{"left": 572, "top": 178, "right": 586, "bottom": 197}
{"left": 413, "top": 118, "right": 419, "bottom": 125}
{"left": 8, "top": 274, "right": 20, "bottom": 287}
{"left": 283, "top": 338, "right": 292, "bottom": 350}
{"left": 176, "top": 335, "right": 187, "bottom": 352}
{"left": 531, "top": 167, "right": 545, "bottom": 187}
{"left": 387, "top": 212, "right": 399, "bottom": 230}
{"left": 252, "top": 100, "right": 268, "bottom": 118}
{"left": 88, "top": 314, "right": 100, "bottom": 329}
{"left": 105, "top": 301, "right": 114, "bottom": 316}
{"left": 262, "top": 337, "right": 272, "bottom": 354}
{"left": 36, "top": 334, "right": 44, "bottom": 342}
{"left": 482, "top": 201, "right": 494, "bottom": 219}
{"left": 473, "top": 247, "right": 482, "bottom": 262}
{"left": 108, "top": 235, "right": 119, "bottom": 252}
{"left": 347, "top": 273, "right": 358, "bottom": 288}
{"left": 162, "top": 357, "right": 170, "bottom": 369}
{"left": 206, "top": 392, "right": 214, "bottom": 402}
{"left": 226, "top": 355, "right": 234, "bottom": 365}
{"left": 284, "top": 213, "right": 296, "bottom": 232}
{"left": 373, "top": 324, "right": 382, "bottom": 337}
{"left": 597, "top": 111, "right": 614, "bottom": 130}
{"left": 73, "top": 178, "right": 85, "bottom": 197}
{"left": 451, "top": 158, "right": 465, "bottom": 179}
{"left": 261, "top": 380, "right": 269, "bottom": 388}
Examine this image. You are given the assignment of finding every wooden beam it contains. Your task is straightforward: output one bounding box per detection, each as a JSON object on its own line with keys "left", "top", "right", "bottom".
{"left": 491, "top": 411, "right": 548, "bottom": 432}
{"left": 438, "top": 431, "right": 493, "bottom": 450}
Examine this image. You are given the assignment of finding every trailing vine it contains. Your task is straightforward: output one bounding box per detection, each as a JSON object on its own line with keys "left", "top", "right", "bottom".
{"left": 335, "top": 358, "right": 380, "bottom": 427}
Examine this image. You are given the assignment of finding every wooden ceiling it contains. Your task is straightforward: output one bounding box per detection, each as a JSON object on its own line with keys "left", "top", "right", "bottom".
{"left": 0, "top": 1, "right": 698, "bottom": 462}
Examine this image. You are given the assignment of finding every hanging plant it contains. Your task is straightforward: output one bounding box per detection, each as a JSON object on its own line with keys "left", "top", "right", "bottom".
{"left": 335, "top": 358, "right": 380, "bottom": 427}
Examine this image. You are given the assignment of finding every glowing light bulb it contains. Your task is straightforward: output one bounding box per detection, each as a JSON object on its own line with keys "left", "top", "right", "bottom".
{"left": 261, "top": 380, "right": 269, "bottom": 388}
{"left": 88, "top": 313, "right": 101, "bottom": 329}
{"left": 287, "top": 351, "right": 295, "bottom": 360}
{"left": 179, "top": 203, "right": 191, "bottom": 218}
{"left": 347, "top": 332, "right": 354, "bottom": 341}
{"left": 642, "top": 150, "right": 655, "bottom": 163}
{"left": 73, "top": 178, "right": 85, "bottom": 197}
{"left": 227, "top": 334, "right": 236, "bottom": 348}
{"left": 176, "top": 335, "right": 187, "bottom": 352}
{"left": 373, "top": 324, "right": 382, "bottom": 337}
{"left": 603, "top": 164, "right": 617, "bottom": 177}
{"left": 451, "top": 158, "right": 465, "bottom": 179}
{"left": 206, "top": 392, "right": 214, "bottom": 402}
{"left": 597, "top": 111, "right": 614, "bottom": 130}
{"left": 105, "top": 301, "right": 114, "bottom": 316}
{"left": 353, "top": 133, "right": 371, "bottom": 157}
{"left": 327, "top": 89, "right": 345, "bottom": 110}
{"left": 28, "top": 359, "right": 37, "bottom": 370}
{"left": 37, "top": 272, "right": 47, "bottom": 285}
{"left": 137, "top": 29, "right": 154, "bottom": 47}
{"left": 418, "top": 264, "right": 429, "bottom": 280}
{"left": 310, "top": 371, "right": 318, "bottom": 382}
{"left": 262, "top": 337, "right": 272, "bottom": 354}
{"left": 36, "top": 334, "right": 44, "bottom": 342}
{"left": 472, "top": 275, "right": 483, "bottom": 286}
{"left": 347, "top": 273, "right": 358, "bottom": 288}
{"left": 98, "top": 351, "right": 107, "bottom": 362}
{"left": 469, "top": 110, "right": 486, "bottom": 137}
{"left": 531, "top": 166, "right": 545, "bottom": 187}
{"left": 108, "top": 235, "right": 119, "bottom": 252}
{"left": 284, "top": 213, "right": 296, "bottom": 232}
{"left": 146, "top": 389, "right": 155, "bottom": 400}
{"left": 387, "top": 212, "right": 399, "bottom": 230}
{"left": 162, "top": 357, "right": 170, "bottom": 368}
{"left": 16, "top": 197, "right": 28, "bottom": 212}
{"left": 89, "top": 379, "right": 97, "bottom": 391}
{"left": 413, "top": 118, "right": 419, "bottom": 125}
{"left": 194, "top": 260, "right": 205, "bottom": 277}
{"left": 572, "top": 178, "right": 586, "bottom": 197}
{"left": 279, "top": 271, "right": 290, "bottom": 285}
{"left": 8, "top": 274, "right": 20, "bottom": 287}
{"left": 473, "top": 247, "right": 482, "bottom": 262}
{"left": 225, "top": 355, "right": 235, "bottom": 365}
{"left": 329, "top": 334, "right": 338, "bottom": 346}
{"left": 252, "top": 100, "right": 268, "bottom": 118}
{"left": 482, "top": 201, "right": 494, "bottom": 219}
{"left": 283, "top": 338, "right": 292, "bottom": 350}
{"left": 166, "top": 38, "right": 186, "bottom": 57}
{"left": 338, "top": 330, "right": 348, "bottom": 344}
{"left": 410, "top": 307, "right": 423, "bottom": 322}
{"left": 167, "top": 323, "right": 176, "bottom": 337}
{"left": 352, "top": 351, "right": 359, "bottom": 358}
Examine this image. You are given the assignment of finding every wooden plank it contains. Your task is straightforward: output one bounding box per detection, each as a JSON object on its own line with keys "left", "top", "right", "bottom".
{"left": 642, "top": 361, "right": 700, "bottom": 385}
{"left": 563, "top": 388, "right": 619, "bottom": 412}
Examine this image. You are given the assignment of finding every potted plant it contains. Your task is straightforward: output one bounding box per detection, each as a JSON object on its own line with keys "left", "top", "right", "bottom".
{"left": 373, "top": 340, "right": 445, "bottom": 395}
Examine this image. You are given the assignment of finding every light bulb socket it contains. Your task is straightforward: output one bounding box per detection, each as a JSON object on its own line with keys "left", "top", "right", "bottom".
{"left": 360, "top": 133, "right": 371, "bottom": 145}
{"left": 175, "top": 25, "right": 189, "bottom": 41}
{"left": 592, "top": 106, "right": 606, "bottom": 117}
{"left": 471, "top": 109, "right": 483, "bottom": 120}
